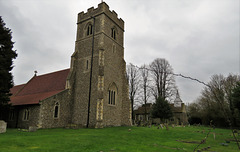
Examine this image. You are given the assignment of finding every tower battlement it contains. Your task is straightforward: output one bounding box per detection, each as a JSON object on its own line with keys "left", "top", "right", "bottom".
{"left": 77, "top": 2, "right": 124, "bottom": 29}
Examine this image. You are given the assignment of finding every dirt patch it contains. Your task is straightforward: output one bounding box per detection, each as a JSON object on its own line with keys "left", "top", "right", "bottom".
{"left": 153, "top": 143, "right": 183, "bottom": 150}
{"left": 176, "top": 140, "right": 200, "bottom": 144}
{"left": 225, "top": 139, "right": 240, "bottom": 142}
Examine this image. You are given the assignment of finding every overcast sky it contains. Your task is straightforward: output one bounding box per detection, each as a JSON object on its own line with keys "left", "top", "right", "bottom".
{"left": 0, "top": 0, "right": 239, "bottom": 103}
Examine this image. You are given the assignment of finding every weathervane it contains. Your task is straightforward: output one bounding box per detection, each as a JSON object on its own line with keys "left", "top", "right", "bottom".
{"left": 34, "top": 70, "right": 38, "bottom": 76}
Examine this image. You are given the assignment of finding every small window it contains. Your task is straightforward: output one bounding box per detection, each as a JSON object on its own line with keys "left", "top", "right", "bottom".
{"left": 111, "top": 28, "right": 116, "bottom": 40}
{"left": 54, "top": 102, "right": 60, "bottom": 118}
{"left": 108, "top": 90, "right": 116, "bottom": 105}
{"left": 108, "top": 83, "right": 117, "bottom": 105}
{"left": 86, "top": 60, "right": 89, "bottom": 70}
{"left": 87, "top": 24, "right": 93, "bottom": 36}
{"left": 108, "top": 90, "right": 111, "bottom": 104}
{"left": 113, "top": 91, "right": 115, "bottom": 105}
{"left": 23, "top": 109, "right": 29, "bottom": 121}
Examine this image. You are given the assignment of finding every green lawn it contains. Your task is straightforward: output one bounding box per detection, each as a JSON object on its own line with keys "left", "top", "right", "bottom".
{"left": 0, "top": 126, "right": 239, "bottom": 152}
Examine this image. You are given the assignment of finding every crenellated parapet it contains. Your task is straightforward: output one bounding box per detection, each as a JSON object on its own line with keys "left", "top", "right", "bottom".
{"left": 77, "top": 2, "right": 124, "bottom": 29}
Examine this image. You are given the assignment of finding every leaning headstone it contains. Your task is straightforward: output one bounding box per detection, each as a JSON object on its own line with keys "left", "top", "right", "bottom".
{"left": 0, "top": 120, "right": 7, "bottom": 133}
{"left": 29, "top": 126, "right": 38, "bottom": 132}
{"left": 160, "top": 124, "right": 163, "bottom": 129}
{"left": 165, "top": 123, "right": 169, "bottom": 131}
{"left": 213, "top": 132, "right": 216, "bottom": 140}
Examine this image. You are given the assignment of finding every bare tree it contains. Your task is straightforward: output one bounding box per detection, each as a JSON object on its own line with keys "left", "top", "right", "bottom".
{"left": 126, "top": 63, "right": 140, "bottom": 121}
{"left": 190, "top": 74, "right": 240, "bottom": 150}
{"left": 149, "top": 58, "right": 176, "bottom": 101}
{"left": 199, "top": 74, "right": 240, "bottom": 126}
{"left": 139, "top": 64, "right": 151, "bottom": 121}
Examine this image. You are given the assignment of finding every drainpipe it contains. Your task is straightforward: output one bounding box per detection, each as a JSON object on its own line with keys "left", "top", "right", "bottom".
{"left": 86, "top": 16, "right": 95, "bottom": 128}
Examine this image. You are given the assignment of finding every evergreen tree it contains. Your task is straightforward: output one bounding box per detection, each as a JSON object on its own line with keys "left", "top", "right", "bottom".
{"left": 232, "top": 81, "right": 240, "bottom": 126}
{"left": 151, "top": 96, "right": 173, "bottom": 121}
{"left": 0, "top": 16, "right": 17, "bottom": 107}
{"left": 232, "top": 82, "right": 240, "bottom": 110}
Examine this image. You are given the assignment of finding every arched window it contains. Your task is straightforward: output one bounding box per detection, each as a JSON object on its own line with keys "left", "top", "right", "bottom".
{"left": 111, "top": 28, "right": 116, "bottom": 40}
{"left": 23, "top": 109, "right": 29, "bottom": 121}
{"left": 87, "top": 24, "right": 93, "bottom": 36}
{"left": 108, "top": 90, "right": 116, "bottom": 105}
{"left": 108, "top": 83, "right": 117, "bottom": 105}
{"left": 54, "top": 102, "right": 60, "bottom": 118}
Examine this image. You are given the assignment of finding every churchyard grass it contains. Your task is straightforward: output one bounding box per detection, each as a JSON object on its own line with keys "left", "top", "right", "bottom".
{"left": 0, "top": 126, "right": 239, "bottom": 152}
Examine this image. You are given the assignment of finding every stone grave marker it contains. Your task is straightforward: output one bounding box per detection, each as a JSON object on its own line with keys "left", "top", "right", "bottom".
{"left": 160, "top": 124, "right": 163, "bottom": 129}
{"left": 0, "top": 120, "right": 7, "bottom": 133}
{"left": 29, "top": 126, "right": 38, "bottom": 132}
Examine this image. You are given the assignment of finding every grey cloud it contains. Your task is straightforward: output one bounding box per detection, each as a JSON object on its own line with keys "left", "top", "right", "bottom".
{"left": 0, "top": 0, "right": 238, "bottom": 103}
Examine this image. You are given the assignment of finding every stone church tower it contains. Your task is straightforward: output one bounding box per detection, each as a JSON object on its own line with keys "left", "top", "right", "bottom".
{"left": 7, "top": 2, "right": 131, "bottom": 129}
{"left": 67, "top": 2, "right": 132, "bottom": 128}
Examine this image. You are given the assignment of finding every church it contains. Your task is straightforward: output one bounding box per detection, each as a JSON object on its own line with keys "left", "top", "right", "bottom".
{"left": 7, "top": 2, "right": 132, "bottom": 129}
{"left": 134, "top": 91, "right": 188, "bottom": 125}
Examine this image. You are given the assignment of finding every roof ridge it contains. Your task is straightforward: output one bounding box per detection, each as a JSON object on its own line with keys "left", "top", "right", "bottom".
{"left": 35, "top": 68, "right": 70, "bottom": 78}
{"left": 14, "top": 83, "right": 26, "bottom": 87}
{"left": 13, "top": 90, "right": 64, "bottom": 97}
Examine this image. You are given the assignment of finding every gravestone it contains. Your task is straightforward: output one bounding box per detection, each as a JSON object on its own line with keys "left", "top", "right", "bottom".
{"left": 160, "top": 124, "right": 163, "bottom": 129}
{"left": 0, "top": 120, "right": 7, "bottom": 133}
{"left": 164, "top": 123, "right": 169, "bottom": 131}
{"left": 29, "top": 126, "right": 38, "bottom": 132}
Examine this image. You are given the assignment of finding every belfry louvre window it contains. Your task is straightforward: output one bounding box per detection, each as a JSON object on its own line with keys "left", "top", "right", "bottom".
{"left": 23, "top": 109, "right": 29, "bottom": 121}
{"left": 111, "top": 28, "right": 116, "bottom": 40}
{"left": 108, "top": 90, "right": 116, "bottom": 105}
{"left": 87, "top": 24, "right": 93, "bottom": 36}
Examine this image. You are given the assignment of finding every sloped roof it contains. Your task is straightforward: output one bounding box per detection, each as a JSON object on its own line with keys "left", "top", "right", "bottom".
{"left": 10, "top": 84, "right": 25, "bottom": 95}
{"left": 10, "top": 69, "right": 70, "bottom": 106}
{"left": 134, "top": 103, "right": 152, "bottom": 115}
{"left": 174, "top": 91, "right": 183, "bottom": 103}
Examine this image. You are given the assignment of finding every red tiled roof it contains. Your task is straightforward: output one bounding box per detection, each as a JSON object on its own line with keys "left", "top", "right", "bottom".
{"left": 10, "top": 84, "right": 25, "bottom": 95}
{"left": 10, "top": 69, "right": 70, "bottom": 106}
